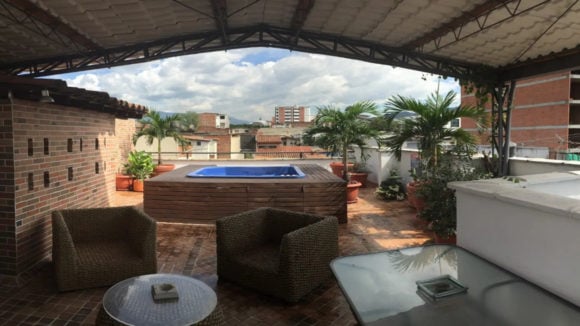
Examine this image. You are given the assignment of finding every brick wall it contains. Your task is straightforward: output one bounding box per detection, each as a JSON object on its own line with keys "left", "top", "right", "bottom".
{"left": 0, "top": 103, "right": 16, "bottom": 274}
{"left": 115, "top": 118, "right": 137, "bottom": 173}
{"left": 461, "top": 72, "right": 571, "bottom": 150}
{"left": 1, "top": 99, "right": 135, "bottom": 275}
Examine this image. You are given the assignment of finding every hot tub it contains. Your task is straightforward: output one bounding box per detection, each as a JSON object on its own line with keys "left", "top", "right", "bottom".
{"left": 186, "top": 165, "right": 305, "bottom": 178}
{"left": 449, "top": 171, "right": 580, "bottom": 306}
{"left": 144, "top": 164, "right": 346, "bottom": 224}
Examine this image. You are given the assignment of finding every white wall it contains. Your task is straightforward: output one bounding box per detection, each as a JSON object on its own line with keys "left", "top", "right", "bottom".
{"left": 451, "top": 175, "right": 580, "bottom": 306}
{"left": 510, "top": 157, "right": 580, "bottom": 175}
{"left": 135, "top": 137, "right": 181, "bottom": 160}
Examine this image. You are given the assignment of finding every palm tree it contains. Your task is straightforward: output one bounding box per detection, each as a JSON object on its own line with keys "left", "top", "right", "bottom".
{"left": 133, "top": 110, "right": 185, "bottom": 165}
{"left": 382, "top": 90, "right": 487, "bottom": 167}
{"left": 304, "top": 101, "right": 380, "bottom": 181}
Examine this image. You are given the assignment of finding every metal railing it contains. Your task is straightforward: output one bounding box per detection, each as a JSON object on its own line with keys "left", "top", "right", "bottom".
{"left": 144, "top": 151, "right": 338, "bottom": 161}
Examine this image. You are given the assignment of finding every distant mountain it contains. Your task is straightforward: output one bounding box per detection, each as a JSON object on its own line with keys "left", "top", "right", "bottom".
{"left": 230, "top": 116, "right": 251, "bottom": 125}
{"left": 154, "top": 111, "right": 249, "bottom": 125}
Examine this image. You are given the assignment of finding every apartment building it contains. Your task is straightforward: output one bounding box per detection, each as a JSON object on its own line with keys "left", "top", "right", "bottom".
{"left": 272, "top": 105, "right": 312, "bottom": 125}
{"left": 197, "top": 112, "right": 230, "bottom": 132}
{"left": 461, "top": 70, "right": 580, "bottom": 153}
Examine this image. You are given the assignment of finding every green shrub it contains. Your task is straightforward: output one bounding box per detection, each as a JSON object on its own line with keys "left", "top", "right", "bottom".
{"left": 417, "top": 153, "right": 492, "bottom": 237}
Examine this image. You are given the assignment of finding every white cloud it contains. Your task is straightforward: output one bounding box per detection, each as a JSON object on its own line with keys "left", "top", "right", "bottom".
{"left": 55, "top": 48, "right": 460, "bottom": 122}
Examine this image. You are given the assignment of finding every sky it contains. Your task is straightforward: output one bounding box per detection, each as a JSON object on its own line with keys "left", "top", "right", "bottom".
{"left": 52, "top": 48, "right": 460, "bottom": 123}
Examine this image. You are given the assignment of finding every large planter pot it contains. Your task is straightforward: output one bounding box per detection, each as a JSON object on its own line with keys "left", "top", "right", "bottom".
{"left": 406, "top": 181, "right": 426, "bottom": 213}
{"left": 346, "top": 181, "right": 362, "bottom": 204}
{"left": 349, "top": 172, "right": 369, "bottom": 187}
{"left": 329, "top": 162, "right": 354, "bottom": 178}
{"left": 153, "top": 164, "right": 175, "bottom": 177}
{"left": 115, "top": 174, "right": 133, "bottom": 191}
{"left": 133, "top": 179, "right": 145, "bottom": 192}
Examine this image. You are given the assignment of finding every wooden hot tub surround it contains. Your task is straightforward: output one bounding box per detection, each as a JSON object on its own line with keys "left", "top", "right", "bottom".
{"left": 144, "top": 164, "right": 347, "bottom": 224}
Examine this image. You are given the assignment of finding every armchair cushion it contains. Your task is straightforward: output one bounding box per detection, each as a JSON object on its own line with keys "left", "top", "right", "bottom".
{"left": 217, "top": 207, "right": 338, "bottom": 302}
{"left": 52, "top": 206, "right": 157, "bottom": 292}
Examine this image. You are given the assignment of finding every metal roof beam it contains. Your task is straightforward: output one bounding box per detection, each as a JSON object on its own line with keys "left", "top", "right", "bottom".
{"left": 209, "top": 0, "right": 230, "bottom": 45}
{"left": 1, "top": 25, "right": 496, "bottom": 83}
{"left": 291, "top": 0, "right": 315, "bottom": 34}
{"left": 414, "top": 0, "right": 551, "bottom": 54}
{"left": 499, "top": 47, "right": 580, "bottom": 81}
{"left": 2, "top": 0, "right": 101, "bottom": 51}
{"left": 403, "top": 0, "right": 514, "bottom": 48}
{"left": 403, "top": 0, "right": 528, "bottom": 49}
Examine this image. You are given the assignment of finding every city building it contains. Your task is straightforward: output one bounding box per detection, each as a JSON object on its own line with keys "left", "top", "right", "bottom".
{"left": 272, "top": 105, "right": 312, "bottom": 125}
{"left": 461, "top": 70, "right": 580, "bottom": 155}
{"left": 197, "top": 112, "right": 230, "bottom": 133}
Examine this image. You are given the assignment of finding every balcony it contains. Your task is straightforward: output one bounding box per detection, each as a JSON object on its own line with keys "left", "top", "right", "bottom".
{"left": 0, "top": 186, "right": 431, "bottom": 325}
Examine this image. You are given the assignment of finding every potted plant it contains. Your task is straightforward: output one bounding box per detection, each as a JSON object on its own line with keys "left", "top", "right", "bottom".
{"left": 382, "top": 90, "right": 487, "bottom": 209}
{"left": 304, "top": 101, "right": 381, "bottom": 203}
{"left": 124, "top": 151, "right": 155, "bottom": 192}
{"left": 349, "top": 152, "right": 371, "bottom": 187}
{"left": 115, "top": 168, "right": 133, "bottom": 191}
{"left": 376, "top": 169, "right": 406, "bottom": 201}
{"left": 133, "top": 110, "right": 185, "bottom": 176}
{"left": 417, "top": 150, "right": 492, "bottom": 244}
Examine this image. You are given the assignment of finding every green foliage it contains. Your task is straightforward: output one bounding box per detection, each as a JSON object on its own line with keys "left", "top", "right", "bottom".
{"left": 376, "top": 179, "right": 406, "bottom": 201}
{"left": 382, "top": 90, "right": 488, "bottom": 167}
{"left": 304, "top": 101, "right": 380, "bottom": 180}
{"left": 134, "top": 110, "right": 185, "bottom": 165}
{"left": 124, "top": 151, "right": 155, "bottom": 180}
{"left": 175, "top": 111, "right": 199, "bottom": 132}
{"left": 416, "top": 152, "right": 492, "bottom": 237}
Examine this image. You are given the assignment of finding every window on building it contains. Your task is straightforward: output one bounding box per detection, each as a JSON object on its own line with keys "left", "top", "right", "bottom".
{"left": 43, "top": 171, "right": 50, "bottom": 187}
{"left": 196, "top": 141, "right": 202, "bottom": 146}
{"left": 28, "top": 138, "right": 33, "bottom": 156}
{"left": 450, "top": 118, "right": 460, "bottom": 128}
{"left": 28, "top": 173, "right": 34, "bottom": 190}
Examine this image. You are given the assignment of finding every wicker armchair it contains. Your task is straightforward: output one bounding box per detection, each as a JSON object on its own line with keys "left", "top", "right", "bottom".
{"left": 52, "top": 206, "right": 157, "bottom": 292}
{"left": 216, "top": 207, "right": 339, "bottom": 302}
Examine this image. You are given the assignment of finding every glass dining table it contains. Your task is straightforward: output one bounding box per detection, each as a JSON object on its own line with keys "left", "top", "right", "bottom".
{"left": 331, "top": 245, "right": 580, "bottom": 325}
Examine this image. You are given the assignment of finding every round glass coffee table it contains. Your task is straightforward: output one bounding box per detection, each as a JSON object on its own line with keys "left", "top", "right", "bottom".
{"left": 103, "top": 274, "right": 217, "bottom": 326}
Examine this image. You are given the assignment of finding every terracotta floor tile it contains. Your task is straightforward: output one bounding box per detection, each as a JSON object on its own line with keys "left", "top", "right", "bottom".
{"left": 0, "top": 185, "right": 432, "bottom": 325}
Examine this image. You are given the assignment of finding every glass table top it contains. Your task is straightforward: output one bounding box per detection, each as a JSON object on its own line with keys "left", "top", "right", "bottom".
{"left": 103, "top": 274, "right": 217, "bottom": 326}
{"left": 331, "top": 245, "right": 580, "bottom": 325}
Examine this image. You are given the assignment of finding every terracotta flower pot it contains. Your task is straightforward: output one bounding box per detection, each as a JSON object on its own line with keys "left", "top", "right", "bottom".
{"left": 329, "top": 162, "right": 354, "bottom": 178}
{"left": 115, "top": 174, "right": 133, "bottom": 191}
{"left": 153, "top": 164, "right": 175, "bottom": 177}
{"left": 406, "top": 181, "right": 426, "bottom": 213}
{"left": 349, "top": 172, "right": 369, "bottom": 187}
{"left": 133, "top": 179, "right": 145, "bottom": 192}
{"left": 346, "top": 181, "right": 362, "bottom": 204}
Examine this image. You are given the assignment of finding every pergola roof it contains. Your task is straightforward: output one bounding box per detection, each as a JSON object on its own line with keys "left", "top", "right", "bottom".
{"left": 1, "top": 0, "right": 580, "bottom": 82}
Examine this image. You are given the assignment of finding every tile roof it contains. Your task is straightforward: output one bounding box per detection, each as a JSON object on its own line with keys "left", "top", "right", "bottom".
{"left": 0, "top": 74, "right": 147, "bottom": 119}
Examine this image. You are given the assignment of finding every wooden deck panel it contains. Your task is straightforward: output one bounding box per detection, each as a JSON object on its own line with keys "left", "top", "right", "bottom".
{"left": 144, "top": 164, "right": 347, "bottom": 223}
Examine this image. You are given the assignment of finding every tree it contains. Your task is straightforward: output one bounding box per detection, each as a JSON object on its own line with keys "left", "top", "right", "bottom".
{"left": 176, "top": 111, "right": 199, "bottom": 132}
{"left": 304, "top": 101, "right": 380, "bottom": 180}
{"left": 133, "top": 110, "right": 185, "bottom": 165}
{"left": 382, "top": 90, "right": 487, "bottom": 167}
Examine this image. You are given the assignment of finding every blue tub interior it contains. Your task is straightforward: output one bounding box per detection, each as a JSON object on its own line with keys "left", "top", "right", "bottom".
{"left": 186, "top": 165, "right": 305, "bottom": 178}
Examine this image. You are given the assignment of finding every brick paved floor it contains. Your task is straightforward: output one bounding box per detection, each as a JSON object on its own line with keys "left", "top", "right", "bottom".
{"left": 0, "top": 185, "right": 432, "bottom": 325}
